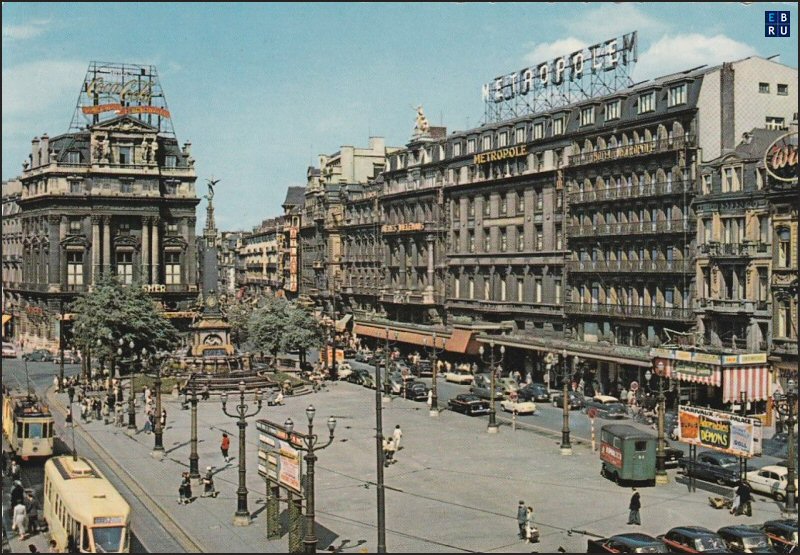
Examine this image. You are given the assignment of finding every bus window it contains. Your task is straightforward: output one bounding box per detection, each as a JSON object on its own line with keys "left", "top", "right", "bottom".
{"left": 28, "top": 422, "right": 43, "bottom": 439}
{"left": 93, "top": 526, "right": 124, "bottom": 552}
{"left": 82, "top": 525, "right": 91, "bottom": 551}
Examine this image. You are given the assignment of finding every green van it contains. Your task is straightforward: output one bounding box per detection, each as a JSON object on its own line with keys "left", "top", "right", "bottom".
{"left": 600, "top": 424, "right": 657, "bottom": 485}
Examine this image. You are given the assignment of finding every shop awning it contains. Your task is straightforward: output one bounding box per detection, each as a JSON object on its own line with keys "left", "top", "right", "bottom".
{"left": 661, "top": 358, "right": 722, "bottom": 387}
{"left": 2, "top": 314, "right": 11, "bottom": 326}
{"left": 445, "top": 329, "right": 480, "bottom": 355}
{"left": 480, "top": 335, "right": 652, "bottom": 368}
{"left": 353, "top": 323, "right": 446, "bottom": 348}
{"left": 723, "top": 365, "right": 770, "bottom": 403}
{"left": 335, "top": 314, "right": 353, "bottom": 332}
{"left": 354, "top": 323, "right": 388, "bottom": 339}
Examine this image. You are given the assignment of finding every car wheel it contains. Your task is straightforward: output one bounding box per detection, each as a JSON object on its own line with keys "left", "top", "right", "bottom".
{"left": 775, "top": 492, "right": 785, "bottom": 502}
{"left": 611, "top": 471, "right": 619, "bottom": 484}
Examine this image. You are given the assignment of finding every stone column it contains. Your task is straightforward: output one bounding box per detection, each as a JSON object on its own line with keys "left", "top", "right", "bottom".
{"left": 141, "top": 217, "right": 151, "bottom": 285}
{"left": 59, "top": 217, "right": 68, "bottom": 286}
{"left": 92, "top": 216, "right": 101, "bottom": 284}
{"left": 48, "top": 216, "right": 61, "bottom": 289}
{"left": 187, "top": 217, "right": 197, "bottom": 288}
{"left": 151, "top": 217, "right": 160, "bottom": 284}
{"left": 102, "top": 216, "right": 112, "bottom": 276}
{"left": 398, "top": 240, "right": 407, "bottom": 289}
{"left": 426, "top": 234, "right": 435, "bottom": 292}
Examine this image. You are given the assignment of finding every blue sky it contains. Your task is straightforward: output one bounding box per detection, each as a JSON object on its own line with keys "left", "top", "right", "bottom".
{"left": 3, "top": 2, "right": 798, "bottom": 231}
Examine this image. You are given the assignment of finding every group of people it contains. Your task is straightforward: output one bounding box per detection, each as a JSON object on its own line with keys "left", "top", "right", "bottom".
{"left": 516, "top": 500, "right": 538, "bottom": 543}
{"left": 382, "top": 425, "right": 403, "bottom": 467}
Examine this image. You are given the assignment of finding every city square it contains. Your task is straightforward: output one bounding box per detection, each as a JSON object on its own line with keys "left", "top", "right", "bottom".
{"left": 2, "top": 3, "right": 798, "bottom": 553}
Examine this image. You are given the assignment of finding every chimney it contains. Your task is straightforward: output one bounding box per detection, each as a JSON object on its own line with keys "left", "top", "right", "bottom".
{"left": 719, "top": 62, "right": 735, "bottom": 154}
{"left": 40, "top": 134, "right": 50, "bottom": 165}
{"left": 31, "top": 136, "right": 40, "bottom": 167}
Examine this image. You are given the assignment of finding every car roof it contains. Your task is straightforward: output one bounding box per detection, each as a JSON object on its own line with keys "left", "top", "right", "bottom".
{"left": 594, "top": 395, "right": 619, "bottom": 402}
{"left": 669, "top": 526, "right": 717, "bottom": 537}
{"left": 757, "top": 465, "right": 788, "bottom": 474}
{"left": 457, "top": 393, "right": 480, "bottom": 400}
{"left": 702, "top": 451, "right": 737, "bottom": 460}
{"left": 762, "top": 519, "right": 798, "bottom": 532}
{"left": 610, "top": 533, "right": 663, "bottom": 546}
{"left": 718, "top": 525, "right": 766, "bottom": 537}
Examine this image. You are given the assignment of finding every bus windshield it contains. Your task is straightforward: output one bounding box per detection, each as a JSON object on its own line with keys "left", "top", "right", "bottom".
{"left": 92, "top": 526, "right": 124, "bottom": 552}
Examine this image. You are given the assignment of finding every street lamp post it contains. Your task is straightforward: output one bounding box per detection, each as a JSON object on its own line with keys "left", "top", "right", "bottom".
{"left": 374, "top": 327, "right": 397, "bottom": 553}
{"left": 479, "top": 341, "right": 504, "bottom": 434}
{"left": 284, "top": 406, "right": 337, "bottom": 554}
{"left": 185, "top": 376, "right": 200, "bottom": 481}
{"left": 221, "top": 381, "right": 263, "bottom": 526}
{"left": 560, "top": 349, "right": 572, "bottom": 455}
{"left": 423, "top": 332, "right": 442, "bottom": 417}
{"left": 772, "top": 379, "right": 797, "bottom": 515}
{"left": 115, "top": 338, "right": 136, "bottom": 431}
{"left": 152, "top": 355, "right": 165, "bottom": 457}
{"left": 648, "top": 360, "right": 668, "bottom": 484}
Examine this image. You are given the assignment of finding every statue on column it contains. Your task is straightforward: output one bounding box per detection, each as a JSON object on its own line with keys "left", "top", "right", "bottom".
{"left": 413, "top": 105, "right": 430, "bottom": 136}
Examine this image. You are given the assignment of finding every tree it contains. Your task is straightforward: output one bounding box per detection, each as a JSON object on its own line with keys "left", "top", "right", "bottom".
{"left": 225, "top": 297, "right": 255, "bottom": 349}
{"left": 70, "top": 275, "right": 180, "bottom": 374}
{"left": 282, "top": 304, "right": 323, "bottom": 364}
{"left": 248, "top": 295, "right": 290, "bottom": 359}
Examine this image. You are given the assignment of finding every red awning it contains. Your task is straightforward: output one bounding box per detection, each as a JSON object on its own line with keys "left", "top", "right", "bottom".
{"left": 723, "top": 365, "right": 770, "bottom": 403}
{"left": 445, "top": 329, "right": 480, "bottom": 354}
{"left": 353, "top": 324, "right": 446, "bottom": 348}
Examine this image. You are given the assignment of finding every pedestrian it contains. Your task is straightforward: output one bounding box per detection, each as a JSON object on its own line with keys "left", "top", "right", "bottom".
{"left": 65, "top": 409, "right": 73, "bottom": 428}
{"left": 80, "top": 400, "right": 88, "bottom": 422}
{"left": 525, "top": 505, "right": 537, "bottom": 543}
{"left": 221, "top": 432, "right": 231, "bottom": 462}
{"left": 392, "top": 425, "right": 403, "bottom": 452}
{"left": 53, "top": 376, "right": 60, "bottom": 392}
{"left": 93, "top": 398, "right": 101, "bottom": 420}
{"left": 202, "top": 467, "right": 217, "bottom": 498}
{"left": 67, "top": 384, "right": 75, "bottom": 406}
{"left": 28, "top": 544, "right": 39, "bottom": 553}
{"left": 201, "top": 384, "right": 210, "bottom": 401}
{"left": 619, "top": 387, "right": 629, "bottom": 403}
{"left": 627, "top": 488, "right": 641, "bottom": 525}
{"left": 178, "top": 473, "right": 189, "bottom": 504}
{"left": 734, "top": 481, "right": 752, "bottom": 517}
{"left": 516, "top": 500, "right": 527, "bottom": 539}
{"left": 160, "top": 409, "right": 167, "bottom": 430}
{"left": 427, "top": 389, "right": 433, "bottom": 410}
{"left": 10, "top": 458, "right": 21, "bottom": 482}
{"left": 12, "top": 500, "right": 27, "bottom": 539}
{"left": 24, "top": 492, "right": 39, "bottom": 535}
{"left": 10, "top": 480, "right": 24, "bottom": 514}
{"left": 115, "top": 404, "right": 124, "bottom": 427}
{"left": 383, "top": 437, "right": 395, "bottom": 466}
{"left": 143, "top": 410, "right": 153, "bottom": 434}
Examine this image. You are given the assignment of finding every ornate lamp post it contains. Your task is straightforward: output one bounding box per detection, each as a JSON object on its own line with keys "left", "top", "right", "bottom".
{"left": 220, "top": 380, "right": 263, "bottom": 526}
{"left": 115, "top": 338, "right": 137, "bottom": 431}
{"left": 185, "top": 375, "right": 200, "bottom": 481}
{"left": 284, "top": 405, "right": 337, "bottom": 554}
{"left": 151, "top": 353, "right": 165, "bottom": 457}
{"left": 772, "top": 379, "right": 797, "bottom": 515}
{"left": 559, "top": 349, "right": 572, "bottom": 455}
{"left": 374, "top": 327, "right": 397, "bottom": 553}
{"left": 479, "top": 341, "right": 504, "bottom": 434}
{"left": 647, "top": 359, "right": 668, "bottom": 484}
{"left": 423, "top": 332, "right": 442, "bottom": 417}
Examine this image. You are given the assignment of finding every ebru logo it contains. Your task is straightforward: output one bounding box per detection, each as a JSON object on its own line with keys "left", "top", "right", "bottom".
{"left": 765, "top": 11, "right": 790, "bottom": 37}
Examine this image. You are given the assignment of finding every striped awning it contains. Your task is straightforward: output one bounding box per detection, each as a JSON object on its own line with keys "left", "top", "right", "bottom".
{"left": 722, "top": 365, "right": 771, "bottom": 403}
{"left": 661, "top": 358, "right": 722, "bottom": 387}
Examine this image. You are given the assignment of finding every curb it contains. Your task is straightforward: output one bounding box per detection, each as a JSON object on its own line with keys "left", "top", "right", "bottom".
{"left": 47, "top": 387, "right": 204, "bottom": 553}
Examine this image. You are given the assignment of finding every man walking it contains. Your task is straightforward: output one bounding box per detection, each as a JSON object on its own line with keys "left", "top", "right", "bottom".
{"left": 627, "top": 488, "right": 641, "bottom": 525}
{"left": 221, "top": 432, "right": 231, "bottom": 463}
{"left": 517, "top": 500, "right": 527, "bottom": 539}
{"left": 24, "top": 492, "right": 39, "bottom": 535}
{"left": 734, "top": 481, "right": 752, "bottom": 517}
{"left": 392, "top": 425, "right": 403, "bottom": 452}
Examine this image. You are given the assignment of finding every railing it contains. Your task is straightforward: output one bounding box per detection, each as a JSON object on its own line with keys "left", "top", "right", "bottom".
{"left": 568, "top": 135, "right": 697, "bottom": 166}
{"left": 696, "top": 298, "right": 769, "bottom": 313}
{"left": 699, "top": 242, "right": 771, "bottom": 257}
{"left": 567, "top": 260, "right": 691, "bottom": 273}
{"left": 569, "top": 179, "right": 694, "bottom": 204}
{"left": 446, "top": 298, "right": 562, "bottom": 314}
{"left": 568, "top": 219, "right": 693, "bottom": 237}
{"left": 566, "top": 302, "right": 694, "bottom": 321}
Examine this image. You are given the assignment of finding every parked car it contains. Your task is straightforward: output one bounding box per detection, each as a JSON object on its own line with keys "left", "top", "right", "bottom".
{"left": 448, "top": 393, "right": 491, "bottom": 416}
{"left": 361, "top": 373, "right": 377, "bottom": 389}
{"left": 583, "top": 395, "right": 627, "bottom": 419}
{"left": 662, "top": 440, "right": 685, "bottom": 468}
{"left": 444, "top": 368, "right": 474, "bottom": 384}
{"left": 551, "top": 390, "right": 585, "bottom": 410}
{"left": 402, "top": 381, "right": 429, "bottom": 401}
{"left": 22, "top": 349, "right": 55, "bottom": 362}
{"left": 413, "top": 359, "right": 433, "bottom": 377}
{"left": 517, "top": 383, "right": 550, "bottom": 402}
{"left": 342, "top": 348, "right": 356, "bottom": 359}
{"left": 659, "top": 526, "right": 729, "bottom": 553}
{"left": 354, "top": 351, "right": 372, "bottom": 363}
{"left": 383, "top": 373, "right": 404, "bottom": 395}
{"left": 52, "top": 350, "right": 81, "bottom": 364}
{"left": 760, "top": 519, "right": 799, "bottom": 554}
{"left": 2, "top": 342, "right": 17, "bottom": 358}
{"left": 717, "top": 525, "right": 777, "bottom": 553}
{"left": 500, "top": 399, "right": 536, "bottom": 415}
{"left": 746, "top": 465, "right": 799, "bottom": 502}
{"left": 587, "top": 533, "right": 669, "bottom": 553}
{"left": 337, "top": 362, "right": 354, "bottom": 380}
{"left": 678, "top": 451, "right": 740, "bottom": 486}
{"left": 470, "top": 379, "right": 505, "bottom": 401}
{"left": 496, "top": 377, "right": 520, "bottom": 395}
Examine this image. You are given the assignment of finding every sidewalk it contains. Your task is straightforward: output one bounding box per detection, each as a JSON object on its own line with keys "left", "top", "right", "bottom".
{"left": 47, "top": 381, "right": 791, "bottom": 553}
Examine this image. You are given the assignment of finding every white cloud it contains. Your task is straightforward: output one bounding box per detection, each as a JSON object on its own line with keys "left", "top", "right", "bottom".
{"left": 2, "top": 60, "right": 87, "bottom": 118}
{"left": 561, "top": 4, "right": 667, "bottom": 41}
{"left": 634, "top": 33, "right": 759, "bottom": 81}
{"left": 523, "top": 37, "right": 589, "bottom": 65}
{"left": 2, "top": 19, "right": 51, "bottom": 41}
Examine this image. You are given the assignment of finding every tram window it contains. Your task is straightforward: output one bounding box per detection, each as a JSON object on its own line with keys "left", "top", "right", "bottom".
{"left": 93, "top": 526, "right": 124, "bottom": 552}
{"left": 28, "top": 422, "right": 43, "bottom": 438}
{"left": 82, "top": 526, "right": 91, "bottom": 551}
{"left": 16, "top": 422, "right": 23, "bottom": 437}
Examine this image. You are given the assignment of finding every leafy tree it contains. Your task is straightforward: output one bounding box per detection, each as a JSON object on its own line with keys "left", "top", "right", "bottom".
{"left": 70, "top": 275, "right": 180, "bottom": 373}
{"left": 225, "top": 297, "right": 255, "bottom": 348}
{"left": 283, "top": 304, "right": 323, "bottom": 363}
{"left": 248, "top": 295, "right": 290, "bottom": 358}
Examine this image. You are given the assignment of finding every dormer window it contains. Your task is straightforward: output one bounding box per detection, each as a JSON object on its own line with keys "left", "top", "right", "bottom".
{"left": 165, "top": 155, "right": 177, "bottom": 168}
{"left": 638, "top": 91, "right": 655, "bottom": 114}
{"left": 580, "top": 106, "right": 595, "bottom": 126}
{"left": 606, "top": 99, "right": 621, "bottom": 121}
{"left": 66, "top": 151, "right": 80, "bottom": 164}
{"left": 668, "top": 84, "right": 687, "bottom": 107}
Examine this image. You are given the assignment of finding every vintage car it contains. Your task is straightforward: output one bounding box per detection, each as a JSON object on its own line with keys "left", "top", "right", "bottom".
{"left": 444, "top": 368, "right": 474, "bottom": 384}
{"left": 402, "top": 381, "right": 429, "bottom": 401}
{"left": 336, "top": 362, "right": 354, "bottom": 380}
{"left": 22, "top": 349, "right": 55, "bottom": 362}
{"left": 583, "top": 395, "right": 627, "bottom": 419}
{"left": 448, "top": 393, "right": 491, "bottom": 416}
{"left": 662, "top": 440, "right": 685, "bottom": 469}
{"left": 413, "top": 359, "right": 433, "bottom": 377}
{"left": 52, "top": 351, "right": 81, "bottom": 364}
{"left": 470, "top": 382, "right": 506, "bottom": 401}
{"left": 658, "top": 526, "right": 729, "bottom": 553}
{"left": 679, "top": 451, "right": 740, "bottom": 486}
{"left": 2, "top": 342, "right": 17, "bottom": 358}
{"left": 761, "top": 519, "right": 798, "bottom": 554}
{"left": 517, "top": 383, "right": 550, "bottom": 402}
{"left": 499, "top": 399, "right": 536, "bottom": 415}
{"left": 551, "top": 390, "right": 585, "bottom": 410}
{"left": 746, "top": 465, "right": 799, "bottom": 502}
{"left": 717, "top": 525, "right": 777, "bottom": 553}
{"left": 587, "top": 533, "right": 669, "bottom": 553}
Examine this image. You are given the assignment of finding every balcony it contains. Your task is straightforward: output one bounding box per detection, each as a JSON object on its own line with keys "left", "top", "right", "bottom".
{"left": 569, "top": 179, "right": 694, "bottom": 205}
{"left": 567, "top": 259, "right": 691, "bottom": 274}
{"left": 696, "top": 298, "right": 770, "bottom": 315}
{"left": 568, "top": 135, "right": 697, "bottom": 166}
{"left": 698, "top": 242, "right": 770, "bottom": 259}
{"left": 380, "top": 289, "right": 441, "bottom": 305}
{"left": 568, "top": 219, "right": 693, "bottom": 238}
{"left": 446, "top": 298, "right": 562, "bottom": 315}
{"left": 566, "top": 302, "right": 694, "bottom": 322}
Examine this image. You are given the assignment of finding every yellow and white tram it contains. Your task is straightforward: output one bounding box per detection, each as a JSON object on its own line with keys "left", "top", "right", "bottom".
{"left": 43, "top": 456, "right": 131, "bottom": 553}
{"left": 2, "top": 392, "right": 55, "bottom": 459}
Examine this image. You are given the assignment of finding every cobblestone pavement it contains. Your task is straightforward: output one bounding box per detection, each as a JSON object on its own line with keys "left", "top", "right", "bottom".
{"left": 45, "top": 379, "right": 789, "bottom": 553}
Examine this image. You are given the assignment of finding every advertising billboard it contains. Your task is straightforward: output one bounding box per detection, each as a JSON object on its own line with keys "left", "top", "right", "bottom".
{"left": 677, "top": 406, "right": 762, "bottom": 458}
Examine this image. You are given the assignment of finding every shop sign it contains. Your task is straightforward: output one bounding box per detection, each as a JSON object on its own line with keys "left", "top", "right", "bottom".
{"left": 142, "top": 284, "right": 166, "bottom": 292}
{"left": 677, "top": 405, "right": 762, "bottom": 458}
{"left": 381, "top": 223, "right": 425, "bottom": 233}
{"left": 600, "top": 442, "right": 623, "bottom": 468}
{"left": 581, "top": 141, "right": 655, "bottom": 164}
{"left": 737, "top": 353, "right": 767, "bottom": 365}
{"left": 473, "top": 145, "right": 528, "bottom": 165}
{"left": 674, "top": 362, "right": 713, "bottom": 377}
{"left": 25, "top": 306, "right": 44, "bottom": 316}
{"left": 764, "top": 132, "right": 798, "bottom": 183}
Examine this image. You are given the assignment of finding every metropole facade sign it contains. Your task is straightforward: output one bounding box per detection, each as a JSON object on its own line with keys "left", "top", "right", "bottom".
{"left": 764, "top": 131, "right": 799, "bottom": 183}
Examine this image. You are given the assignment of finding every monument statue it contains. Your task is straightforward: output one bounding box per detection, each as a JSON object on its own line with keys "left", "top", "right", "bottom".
{"left": 413, "top": 105, "right": 430, "bottom": 136}
{"left": 204, "top": 177, "right": 220, "bottom": 201}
